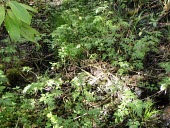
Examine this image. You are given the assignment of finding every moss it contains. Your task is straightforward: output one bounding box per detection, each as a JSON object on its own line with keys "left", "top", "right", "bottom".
{"left": 0, "top": 64, "right": 5, "bottom": 70}
{"left": 6, "top": 68, "right": 21, "bottom": 87}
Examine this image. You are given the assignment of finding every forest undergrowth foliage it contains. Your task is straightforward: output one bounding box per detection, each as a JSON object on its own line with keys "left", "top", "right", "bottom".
{"left": 0, "top": 0, "right": 170, "bottom": 127}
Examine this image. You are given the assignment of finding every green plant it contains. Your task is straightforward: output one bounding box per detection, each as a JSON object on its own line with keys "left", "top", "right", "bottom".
{"left": 159, "top": 77, "right": 170, "bottom": 93}
{"left": 0, "top": 0, "right": 168, "bottom": 127}
{"left": 0, "top": 38, "right": 19, "bottom": 63}
{"left": 159, "top": 62, "right": 170, "bottom": 73}
{"left": 0, "top": 70, "right": 8, "bottom": 85}
{"left": 0, "top": 0, "right": 39, "bottom": 42}
{"left": 114, "top": 90, "right": 160, "bottom": 127}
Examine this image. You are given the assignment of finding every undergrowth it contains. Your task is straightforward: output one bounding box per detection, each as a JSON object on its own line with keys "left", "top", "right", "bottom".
{"left": 0, "top": 0, "right": 170, "bottom": 127}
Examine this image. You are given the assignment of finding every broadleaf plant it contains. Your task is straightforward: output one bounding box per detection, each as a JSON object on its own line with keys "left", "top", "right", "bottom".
{"left": 0, "top": 5, "right": 5, "bottom": 26}
{"left": 0, "top": 0, "right": 39, "bottom": 42}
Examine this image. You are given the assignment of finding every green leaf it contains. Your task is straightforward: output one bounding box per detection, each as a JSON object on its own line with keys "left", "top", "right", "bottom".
{"left": 8, "top": 1, "right": 31, "bottom": 24}
{"left": 5, "top": 14, "right": 21, "bottom": 42}
{"left": 159, "top": 62, "right": 170, "bottom": 73}
{"left": 0, "top": 6, "right": 5, "bottom": 26}
{"left": 7, "top": 9, "right": 21, "bottom": 26}
{"left": 0, "top": 86, "right": 6, "bottom": 92}
{"left": 95, "top": 6, "right": 108, "bottom": 14}
{"left": 20, "top": 22, "right": 39, "bottom": 42}
{"left": 19, "top": 3, "right": 38, "bottom": 13}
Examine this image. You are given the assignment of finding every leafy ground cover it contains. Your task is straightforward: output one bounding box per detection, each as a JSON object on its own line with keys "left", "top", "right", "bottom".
{"left": 0, "top": 0, "right": 170, "bottom": 127}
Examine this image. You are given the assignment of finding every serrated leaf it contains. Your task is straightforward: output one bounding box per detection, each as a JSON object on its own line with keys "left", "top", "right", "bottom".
{"left": 96, "top": 6, "right": 107, "bottom": 14}
{"left": 23, "top": 84, "right": 32, "bottom": 94}
{"left": 0, "top": 6, "right": 5, "bottom": 26}
{"left": 8, "top": 1, "right": 31, "bottom": 24}
{"left": 5, "top": 14, "right": 21, "bottom": 42}
{"left": 19, "top": 3, "right": 38, "bottom": 13}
